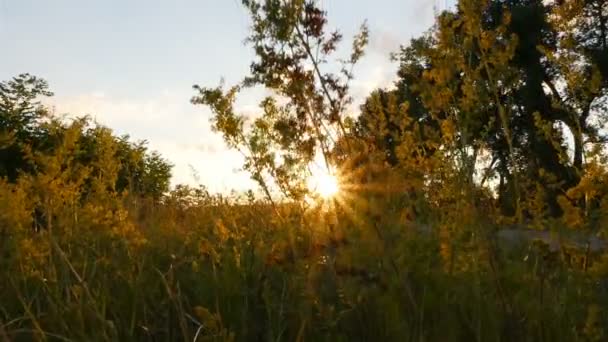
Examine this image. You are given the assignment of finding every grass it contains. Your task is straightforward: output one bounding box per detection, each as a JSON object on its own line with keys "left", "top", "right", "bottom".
{"left": 1, "top": 187, "right": 607, "bottom": 341}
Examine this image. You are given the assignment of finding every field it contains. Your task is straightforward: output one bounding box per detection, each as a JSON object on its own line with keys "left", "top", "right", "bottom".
{"left": 2, "top": 0, "right": 608, "bottom": 340}
{"left": 1, "top": 186, "right": 607, "bottom": 341}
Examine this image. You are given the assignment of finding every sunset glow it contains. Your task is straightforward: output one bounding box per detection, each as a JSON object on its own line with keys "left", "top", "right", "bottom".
{"left": 308, "top": 170, "right": 340, "bottom": 199}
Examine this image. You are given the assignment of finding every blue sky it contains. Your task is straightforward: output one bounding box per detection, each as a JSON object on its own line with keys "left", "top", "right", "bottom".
{"left": 1, "top": 0, "right": 440, "bottom": 192}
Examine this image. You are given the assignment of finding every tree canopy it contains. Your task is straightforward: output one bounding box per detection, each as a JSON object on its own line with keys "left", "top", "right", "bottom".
{"left": 0, "top": 74, "right": 172, "bottom": 201}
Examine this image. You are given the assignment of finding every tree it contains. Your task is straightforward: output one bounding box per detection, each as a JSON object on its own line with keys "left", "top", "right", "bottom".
{"left": 0, "top": 74, "right": 53, "bottom": 181}
{"left": 193, "top": 0, "right": 369, "bottom": 202}
{"left": 356, "top": 35, "right": 441, "bottom": 167}
{"left": 78, "top": 125, "right": 173, "bottom": 200}
{"left": 0, "top": 74, "right": 173, "bottom": 201}
{"left": 358, "top": 0, "right": 608, "bottom": 218}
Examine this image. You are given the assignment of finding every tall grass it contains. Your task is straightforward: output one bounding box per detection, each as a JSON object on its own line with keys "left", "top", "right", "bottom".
{"left": 1, "top": 181, "right": 607, "bottom": 341}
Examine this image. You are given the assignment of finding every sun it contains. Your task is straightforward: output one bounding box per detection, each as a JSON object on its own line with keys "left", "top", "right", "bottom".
{"left": 308, "top": 170, "right": 340, "bottom": 199}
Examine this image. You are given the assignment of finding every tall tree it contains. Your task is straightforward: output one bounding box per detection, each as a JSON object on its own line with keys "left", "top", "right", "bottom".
{"left": 0, "top": 74, "right": 53, "bottom": 181}
{"left": 193, "top": 0, "right": 369, "bottom": 202}
{"left": 359, "top": 0, "right": 608, "bottom": 217}
{"left": 0, "top": 74, "right": 172, "bottom": 201}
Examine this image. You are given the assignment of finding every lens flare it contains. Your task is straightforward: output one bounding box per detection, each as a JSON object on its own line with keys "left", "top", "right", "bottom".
{"left": 308, "top": 170, "right": 340, "bottom": 199}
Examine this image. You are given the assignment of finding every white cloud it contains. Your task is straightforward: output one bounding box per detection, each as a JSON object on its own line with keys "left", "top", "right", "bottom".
{"left": 368, "top": 29, "right": 404, "bottom": 57}
{"left": 47, "top": 89, "right": 256, "bottom": 193}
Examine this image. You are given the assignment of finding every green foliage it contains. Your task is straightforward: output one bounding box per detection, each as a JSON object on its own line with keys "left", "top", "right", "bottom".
{"left": 0, "top": 75, "right": 172, "bottom": 201}
{"left": 0, "top": 74, "right": 53, "bottom": 181}
{"left": 192, "top": 0, "right": 369, "bottom": 203}
{"left": 359, "top": 0, "right": 608, "bottom": 218}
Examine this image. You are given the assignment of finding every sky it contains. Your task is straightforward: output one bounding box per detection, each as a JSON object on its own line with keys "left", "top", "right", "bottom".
{"left": 1, "top": 0, "right": 442, "bottom": 193}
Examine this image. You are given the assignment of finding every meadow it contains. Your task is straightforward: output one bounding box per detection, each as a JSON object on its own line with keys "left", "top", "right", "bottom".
{"left": 2, "top": 0, "right": 608, "bottom": 341}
